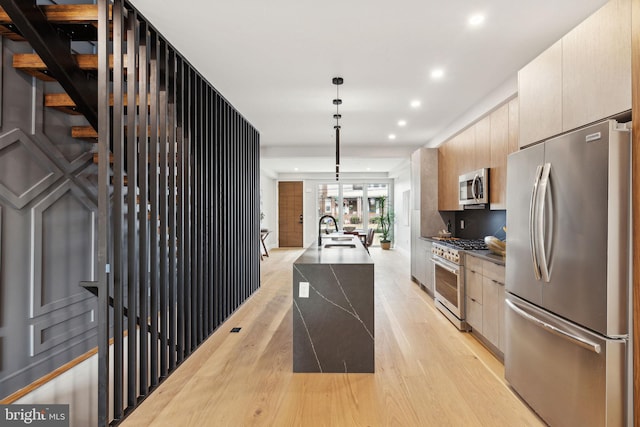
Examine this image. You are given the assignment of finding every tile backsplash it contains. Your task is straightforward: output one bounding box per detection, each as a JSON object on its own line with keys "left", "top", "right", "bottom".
{"left": 454, "top": 209, "right": 506, "bottom": 240}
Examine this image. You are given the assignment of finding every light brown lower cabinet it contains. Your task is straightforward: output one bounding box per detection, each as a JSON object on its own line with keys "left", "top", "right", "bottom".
{"left": 465, "top": 254, "right": 505, "bottom": 355}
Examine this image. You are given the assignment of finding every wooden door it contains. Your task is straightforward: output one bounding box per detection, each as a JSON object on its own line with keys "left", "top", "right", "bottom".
{"left": 278, "top": 181, "right": 303, "bottom": 247}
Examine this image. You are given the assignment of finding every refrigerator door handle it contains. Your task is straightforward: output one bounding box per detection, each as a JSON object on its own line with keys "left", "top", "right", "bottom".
{"left": 530, "top": 165, "right": 543, "bottom": 280}
{"left": 506, "top": 299, "right": 601, "bottom": 354}
{"left": 537, "top": 163, "right": 553, "bottom": 282}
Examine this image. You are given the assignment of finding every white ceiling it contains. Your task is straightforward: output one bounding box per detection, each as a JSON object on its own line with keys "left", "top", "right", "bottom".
{"left": 129, "top": 0, "right": 608, "bottom": 175}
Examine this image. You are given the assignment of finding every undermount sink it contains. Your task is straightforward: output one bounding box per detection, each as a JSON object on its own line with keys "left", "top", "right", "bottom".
{"left": 324, "top": 243, "right": 356, "bottom": 248}
{"left": 330, "top": 236, "right": 353, "bottom": 241}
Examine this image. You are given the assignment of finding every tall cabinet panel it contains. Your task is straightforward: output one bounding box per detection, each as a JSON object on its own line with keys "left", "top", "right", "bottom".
{"left": 562, "top": 0, "right": 631, "bottom": 131}
{"left": 518, "top": 0, "right": 631, "bottom": 147}
{"left": 411, "top": 148, "right": 444, "bottom": 295}
{"left": 518, "top": 40, "right": 563, "bottom": 148}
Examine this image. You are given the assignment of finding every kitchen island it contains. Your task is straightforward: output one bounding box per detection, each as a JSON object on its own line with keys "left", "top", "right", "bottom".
{"left": 293, "top": 234, "right": 374, "bottom": 373}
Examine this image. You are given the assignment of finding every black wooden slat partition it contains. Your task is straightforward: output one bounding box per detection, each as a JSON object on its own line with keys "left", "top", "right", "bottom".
{"left": 95, "top": 1, "right": 261, "bottom": 424}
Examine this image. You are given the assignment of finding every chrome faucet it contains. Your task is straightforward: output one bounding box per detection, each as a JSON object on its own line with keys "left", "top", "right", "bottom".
{"left": 318, "top": 215, "right": 338, "bottom": 246}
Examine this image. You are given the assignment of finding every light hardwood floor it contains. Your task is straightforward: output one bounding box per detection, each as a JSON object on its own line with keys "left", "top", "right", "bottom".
{"left": 121, "top": 247, "right": 543, "bottom": 426}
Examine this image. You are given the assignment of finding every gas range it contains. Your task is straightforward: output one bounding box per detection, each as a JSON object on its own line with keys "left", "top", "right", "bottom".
{"left": 431, "top": 239, "right": 488, "bottom": 265}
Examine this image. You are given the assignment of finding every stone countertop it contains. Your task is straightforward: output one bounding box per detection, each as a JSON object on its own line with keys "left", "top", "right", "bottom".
{"left": 295, "top": 234, "right": 374, "bottom": 265}
{"left": 465, "top": 249, "right": 506, "bottom": 266}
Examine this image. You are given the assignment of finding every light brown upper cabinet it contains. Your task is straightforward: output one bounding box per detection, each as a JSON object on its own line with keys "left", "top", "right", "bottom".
{"left": 438, "top": 98, "right": 518, "bottom": 212}
{"left": 438, "top": 135, "right": 460, "bottom": 211}
{"left": 489, "top": 104, "right": 509, "bottom": 210}
{"left": 474, "top": 116, "right": 491, "bottom": 170}
{"left": 562, "top": 0, "right": 631, "bottom": 131}
{"left": 518, "top": 0, "right": 631, "bottom": 147}
{"left": 508, "top": 97, "right": 519, "bottom": 154}
{"left": 518, "top": 40, "right": 563, "bottom": 148}
{"left": 457, "top": 126, "right": 476, "bottom": 175}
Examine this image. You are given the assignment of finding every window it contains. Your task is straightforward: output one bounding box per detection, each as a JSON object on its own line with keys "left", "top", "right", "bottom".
{"left": 316, "top": 182, "right": 390, "bottom": 246}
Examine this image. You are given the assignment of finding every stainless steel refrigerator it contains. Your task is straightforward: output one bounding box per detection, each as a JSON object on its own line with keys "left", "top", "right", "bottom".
{"left": 505, "top": 119, "right": 632, "bottom": 426}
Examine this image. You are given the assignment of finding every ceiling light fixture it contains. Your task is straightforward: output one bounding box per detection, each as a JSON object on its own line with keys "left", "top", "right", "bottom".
{"left": 388, "top": 134, "right": 396, "bottom": 140}
{"left": 332, "top": 76, "right": 343, "bottom": 181}
{"left": 431, "top": 68, "right": 444, "bottom": 79}
{"left": 398, "top": 120, "right": 407, "bottom": 127}
{"left": 469, "top": 13, "right": 485, "bottom": 26}
{"left": 410, "top": 100, "right": 421, "bottom": 108}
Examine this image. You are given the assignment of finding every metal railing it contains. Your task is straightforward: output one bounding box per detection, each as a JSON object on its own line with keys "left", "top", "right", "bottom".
{"left": 88, "top": 1, "right": 261, "bottom": 424}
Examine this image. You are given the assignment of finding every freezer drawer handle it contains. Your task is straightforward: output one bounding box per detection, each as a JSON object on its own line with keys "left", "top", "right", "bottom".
{"left": 506, "top": 299, "right": 601, "bottom": 354}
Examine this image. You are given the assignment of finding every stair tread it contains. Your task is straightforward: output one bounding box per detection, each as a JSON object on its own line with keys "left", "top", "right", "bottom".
{"left": 0, "top": 5, "right": 108, "bottom": 25}
{"left": 13, "top": 53, "right": 123, "bottom": 81}
{"left": 73, "top": 125, "right": 158, "bottom": 142}
{"left": 46, "top": 92, "right": 148, "bottom": 115}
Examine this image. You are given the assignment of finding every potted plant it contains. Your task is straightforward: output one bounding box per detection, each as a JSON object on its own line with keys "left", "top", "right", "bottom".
{"left": 377, "top": 196, "right": 394, "bottom": 250}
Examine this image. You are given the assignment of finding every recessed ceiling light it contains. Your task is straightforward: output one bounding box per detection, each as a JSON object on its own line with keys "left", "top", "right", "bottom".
{"left": 398, "top": 120, "right": 407, "bottom": 127}
{"left": 366, "top": 167, "right": 371, "bottom": 171}
{"left": 431, "top": 68, "right": 444, "bottom": 79}
{"left": 469, "top": 13, "right": 485, "bottom": 26}
{"left": 294, "top": 167, "right": 299, "bottom": 171}
{"left": 388, "top": 134, "right": 396, "bottom": 140}
{"left": 410, "top": 100, "right": 421, "bottom": 108}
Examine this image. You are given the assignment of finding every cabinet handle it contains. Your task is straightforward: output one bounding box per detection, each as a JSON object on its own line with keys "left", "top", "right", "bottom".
{"left": 470, "top": 298, "right": 477, "bottom": 302}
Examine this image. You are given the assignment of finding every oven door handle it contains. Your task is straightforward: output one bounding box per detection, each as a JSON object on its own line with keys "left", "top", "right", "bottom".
{"left": 432, "top": 258, "right": 459, "bottom": 275}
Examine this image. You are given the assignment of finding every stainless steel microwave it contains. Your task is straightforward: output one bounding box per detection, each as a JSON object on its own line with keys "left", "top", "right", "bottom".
{"left": 459, "top": 168, "right": 489, "bottom": 206}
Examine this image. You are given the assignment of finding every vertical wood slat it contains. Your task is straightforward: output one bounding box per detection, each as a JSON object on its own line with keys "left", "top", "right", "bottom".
{"left": 208, "top": 87, "right": 214, "bottom": 333}
{"left": 176, "top": 56, "right": 185, "bottom": 364}
{"left": 184, "top": 65, "right": 192, "bottom": 354}
{"left": 137, "top": 19, "right": 149, "bottom": 398}
{"left": 159, "top": 39, "right": 169, "bottom": 379}
{"left": 195, "top": 74, "right": 203, "bottom": 344}
{"left": 148, "top": 29, "right": 159, "bottom": 388}
{"left": 214, "top": 93, "right": 222, "bottom": 327}
{"left": 188, "top": 67, "right": 195, "bottom": 349}
{"left": 631, "top": 0, "right": 639, "bottom": 425}
{"left": 96, "top": 1, "right": 110, "bottom": 425}
{"left": 203, "top": 85, "right": 210, "bottom": 335}
{"left": 125, "top": 8, "right": 139, "bottom": 410}
{"left": 111, "top": 0, "right": 125, "bottom": 419}
{"left": 168, "top": 48, "right": 177, "bottom": 372}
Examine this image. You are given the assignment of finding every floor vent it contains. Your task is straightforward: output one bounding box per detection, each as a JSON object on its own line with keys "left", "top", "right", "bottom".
{"left": 230, "top": 327, "right": 242, "bottom": 333}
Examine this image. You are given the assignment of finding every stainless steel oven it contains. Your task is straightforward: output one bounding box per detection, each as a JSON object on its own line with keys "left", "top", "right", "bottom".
{"left": 431, "top": 242, "right": 467, "bottom": 330}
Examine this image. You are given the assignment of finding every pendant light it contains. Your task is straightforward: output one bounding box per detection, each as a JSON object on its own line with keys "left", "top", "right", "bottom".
{"left": 332, "top": 76, "right": 343, "bottom": 181}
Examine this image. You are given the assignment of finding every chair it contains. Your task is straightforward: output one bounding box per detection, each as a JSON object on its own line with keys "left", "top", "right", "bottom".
{"left": 365, "top": 228, "right": 375, "bottom": 252}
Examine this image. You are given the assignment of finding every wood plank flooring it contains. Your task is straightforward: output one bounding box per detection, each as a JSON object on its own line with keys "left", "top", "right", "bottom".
{"left": 121, "top": 248, "right": 543, "bottom": 426}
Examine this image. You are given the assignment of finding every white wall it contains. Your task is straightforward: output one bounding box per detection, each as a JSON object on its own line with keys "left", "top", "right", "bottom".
{"left": 14, "top": 355, "right": 97, "bottom": 427}
{"left": 390, "top": 161, "right": 411, "bottom": 252}
{"left": 260, "top": 170, "right": 278, "bottom": 250}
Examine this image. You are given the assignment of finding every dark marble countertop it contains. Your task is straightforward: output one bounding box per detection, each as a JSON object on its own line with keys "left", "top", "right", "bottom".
{"left": 295, "top": 234, "right": 374, "bottom": 265}
{"left": 465, "top": 249, "right": 506, "bottom": 266}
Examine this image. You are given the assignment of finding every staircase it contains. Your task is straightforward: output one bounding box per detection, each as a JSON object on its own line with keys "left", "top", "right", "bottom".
{"left": 0, "top": 2, "right": 261, "bottom": 426}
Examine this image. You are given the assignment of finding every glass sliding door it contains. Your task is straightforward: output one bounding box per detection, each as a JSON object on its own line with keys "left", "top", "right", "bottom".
{"left": 316, "top": 182, "right": 390, "bottom": 246}
{"left": 317, "top": 184, "right": 340, "bottom": 233}
{"left": 367, "top": 183, "right": 389, "bottom": 246}
{"left": 342, "top": 184, "right": 363, "bottom": 231}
